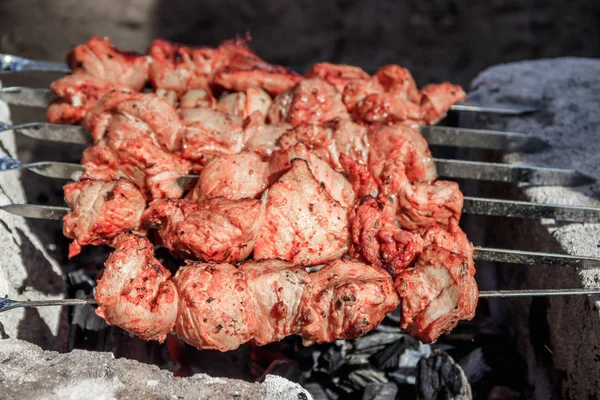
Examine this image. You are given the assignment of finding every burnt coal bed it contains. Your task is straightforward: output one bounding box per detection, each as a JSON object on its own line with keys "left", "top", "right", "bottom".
{"left": 38, "top": 110, "right": 526, "bottom": 400}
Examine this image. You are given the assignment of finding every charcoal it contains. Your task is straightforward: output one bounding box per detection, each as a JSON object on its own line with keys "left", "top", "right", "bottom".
{"left": 70, "top": 303, "right": 105, "bottom": 331}
{"left": 369, "top": 338, "right": 405, "bottom": 370}
{"left": 416, "top": 350, "right": 471, "bottom": 400}
{"left": 458, "top": 348, "right": 490, "bottom": 385}
{"left": 324, "top": 388, "right": 339, "bottom": 400}
{"left": 303, "top": 382, "right": 328, "bottom": 400}
{"left": 354, "top": 332, "right": 406, "bottom": 353}
{"left": 389, "top": 367, "right": 417, "bottom": 385}
{"left": 362, "top": 383, "right": 398, "bottom": 400}
{"left": 347, "top": 368, "right": 388, "bottom": 390}
{"left": 318, "top": 344, "right": 347, "bottom": 374}
{"left": 345, "top": 354, "right": 371, "bottom": 366}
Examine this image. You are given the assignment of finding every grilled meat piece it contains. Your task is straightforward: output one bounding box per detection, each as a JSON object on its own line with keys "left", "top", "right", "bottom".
{"left": 187, "top": 152, "right": 269, "bottom": 202}
{"left": 142, "top": 197, "right": 265, "bottom": 263}
{"left": 367, "top": 123, "right": 437, "bottom": 183}
{"left": 267, "top": 78, "right": 350, "bottom": 125}
{"left": 301, "top": 259, "right": 399, "bottom": 345}
{"left": 343, "top": 65, "right": 465, "bottom": 125}
{"left": 148, "top": 39, "right": 216, "bottom": 95}
{"left": 278, "top": 119, "right": 368, "bottom": 171}
{"left": 268, "top": 142, "right": 355, "bottom": 209}
{"left": 377, "top": 159, "right": 462, "bottom": 232}
{"left": 48, "top": 37, "right": 150, "bottom": 124}
{"left": 179, "top": 107, "right": 245, "bottom": 165}
{"left": 420, "top": 83, "right": 467, "bottom": 125}
{"left": 212, "top": 37, "right": 302, "bottom": 96}
{"left": 350, "top": 197, "right": 423, "bottom": 275}
{"left": 242, "top": 117, "right": 292, "bottom": 158}
{"left": 422, "top": 218, "right": 474, "bottom": 273}
{"left": 95, "top": 234, "right": 179, "bottom": 342}
{"left": 343, "top": 65, "right": 423, "bottom": 124}
{"left": 63, "top": 179, "right": 147, "bottom": 258}
{"left": 217, "top": 88, "right": 272, "bottom": 119}
{"left": 173, "top": 261, "right": 256, "bottom": 351}
{"left": 179, "top": 89, "right": 216, "bottom": 109}
{"left": 172, "top": 258, "right": 397, "bottom": 351}
{"left": 47, "top": 74, "right": 123, "bottom": 124}
{"left": 81, "top": 140, "right": 191, "bottom": 200}
{"left": 84, "top": 90, "right": 183, "bottom": 152}
{"left": 254, "top": 159, "right": 350, "bottom": 266}
{"left": 395, "top": 245, "right": 478, "bottom": 343}
{"left": 304, "top": 62, "right": 370, "bottom": 93}
{"left": 67, "top": 36, "right": 150, "bottom": 90}
{"left": 340, "top": 154, "right": 378, "bottom": 199}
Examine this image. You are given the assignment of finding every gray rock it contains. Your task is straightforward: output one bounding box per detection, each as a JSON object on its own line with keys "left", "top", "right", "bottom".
{"left": 0, "top": 338, "right": 312, "bottom": 400}
{"left": 460, "top": 58, "right": 600, "bottom": 400}
{"left": 0, "top": 91, "right": 66, "bottom": 350}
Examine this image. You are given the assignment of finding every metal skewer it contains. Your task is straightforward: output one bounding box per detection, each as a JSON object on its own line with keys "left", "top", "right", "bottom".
{"left": 0, "top": 54, "right": 70, "bottom": 73}
{"left": 0, "top": 85, "right": 537, "bottom": 117}
{"left": 0, "top": 119, "right": 550, "bottom": 153}
{"left": 2, "top": 287, "right": 599, "bottom": 314}
{"left": 1, "top": 156, "right": 592, "bottom": 187}
{"left": 4, "top": 196, "right": 600, "bottom": 224}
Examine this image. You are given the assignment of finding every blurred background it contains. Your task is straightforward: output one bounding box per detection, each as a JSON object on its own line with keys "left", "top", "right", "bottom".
{"left": 0, "top": 0, "right": 599, "bottom": 87}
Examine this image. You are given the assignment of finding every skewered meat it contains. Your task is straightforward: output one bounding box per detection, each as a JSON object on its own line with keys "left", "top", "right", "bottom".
{"left": 217, "top": 88, "right": 273, "bottom": 119}
{"left": 179, "top": 89, "right": 216, "bottom": 109}
{"left": 278, "top": 119, "right": 368, "bottom": 171}
{"left": 63, "top": 178, "right": 147, "bottom": 258}
{"left": 242, "top": 118, "right": 292, "bottom": 158}
{"left": 395, "top": 245, "right": 478, "bottom": 343}
{"left": 349, "top": 197, "right": 423, "bottom": 275}
{"left": 48, "top": 37, "right": 150, "bottom": 124}
{"left": 47, "top": 75, "right": 123, "bottom": 124}
{"left": 304, "top": 62, "right": 370, "bottom": 93}
{"left": 254, "top": 159, "right": 350, "bottom": 266}
{"left": 148, "top": 39, "right": 216, "bottom": 96}
{"left": 84, "top": 90, "right": 183, "bottom": 152}
{"left": 420, "top": 83, "right": 467, "bottom": 125}
{"left": 95, "top": 234, "right": 179, "bottom": 342}
{"left": 422, "top": 218, "right": 474, "bottom": 273}
{"left": 51, "top": 36, "right": 477, "bottom": 347}
{"left": 142, "top": 197, "right": 265, "bottom": 263}
{"left": 187, "top": 152, "right": 269, "bottom": 202}
{"left": 179, "top": 107, "right": 245, "bottom": 165}
{"left": 340, "top": 154, "right": 378, "bottom": 199}
{"left": 268, "top": 142, "right": 355, "bottom": 209}
{"left": 212, "top": 37, "right": 302, "bottom": 96}
{"left": 267, "top": 78, "right": 350, "bottom": 125}
{"left": 343, "top": 65, "right": 466, "bottom": 125}
{"left": 81, "top": 141, "right": 190, "bottom": 200}
{"left": 67, "top": 36, "right": 150, "bottom": 90}
{"left": 377, "top": 159, "right": 462, "bottom": 232}
{"left": 173, "top": 257, "right": 397, "bottom": 351}
{"left": 301, "top": 259, "right": 399, "bottom": 345}
{"left": 367, "top": 123, "right": 437, "bottom": 183}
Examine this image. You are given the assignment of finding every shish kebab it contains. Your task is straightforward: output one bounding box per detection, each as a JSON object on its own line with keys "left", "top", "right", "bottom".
{"left": 0, "top": 37, "right": 598, "bottom": 351}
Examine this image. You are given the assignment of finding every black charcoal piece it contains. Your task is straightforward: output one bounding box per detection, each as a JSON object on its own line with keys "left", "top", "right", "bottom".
{"left": 303, "top": 382, "right": 328, "bottom": 400}
{"left": 416, "top": 350, "right": 471, "bottom": 400}
{"left": 362, "top": 383, "right": 398, "bottom": 400}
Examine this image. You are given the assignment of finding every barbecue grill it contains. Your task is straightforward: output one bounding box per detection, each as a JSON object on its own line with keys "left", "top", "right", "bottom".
{"left": 1, "top": 38, "right": 599, "bottom": 400}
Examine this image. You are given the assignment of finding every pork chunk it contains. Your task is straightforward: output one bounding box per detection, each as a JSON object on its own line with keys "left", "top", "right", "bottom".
{"left": 95, "top": 234, "right": 178, "bottom": 342}
{"left": 63, "top": 179, "right": 147, "bottom": 257}
{"left": 395, "top": 245, "right": 478, "bottom": 343}
{"left": 302, "top": 259, "right": 399, "bottom": 345}
{"left": 142, "top": 197, "right": 265, "bottom": 263}
{"left": 254, "top": 159, "right": 350, "bottom": 266}
{"left": 187, "top": 152, "right": 269, "bottom": 202}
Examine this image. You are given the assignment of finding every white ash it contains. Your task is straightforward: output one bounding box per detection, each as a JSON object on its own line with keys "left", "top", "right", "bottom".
{"left": 0, "top": 338, "right": 313, "bottom": 400}
{"left": 0, "top": 84, "right": 66, "bottom": 350}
